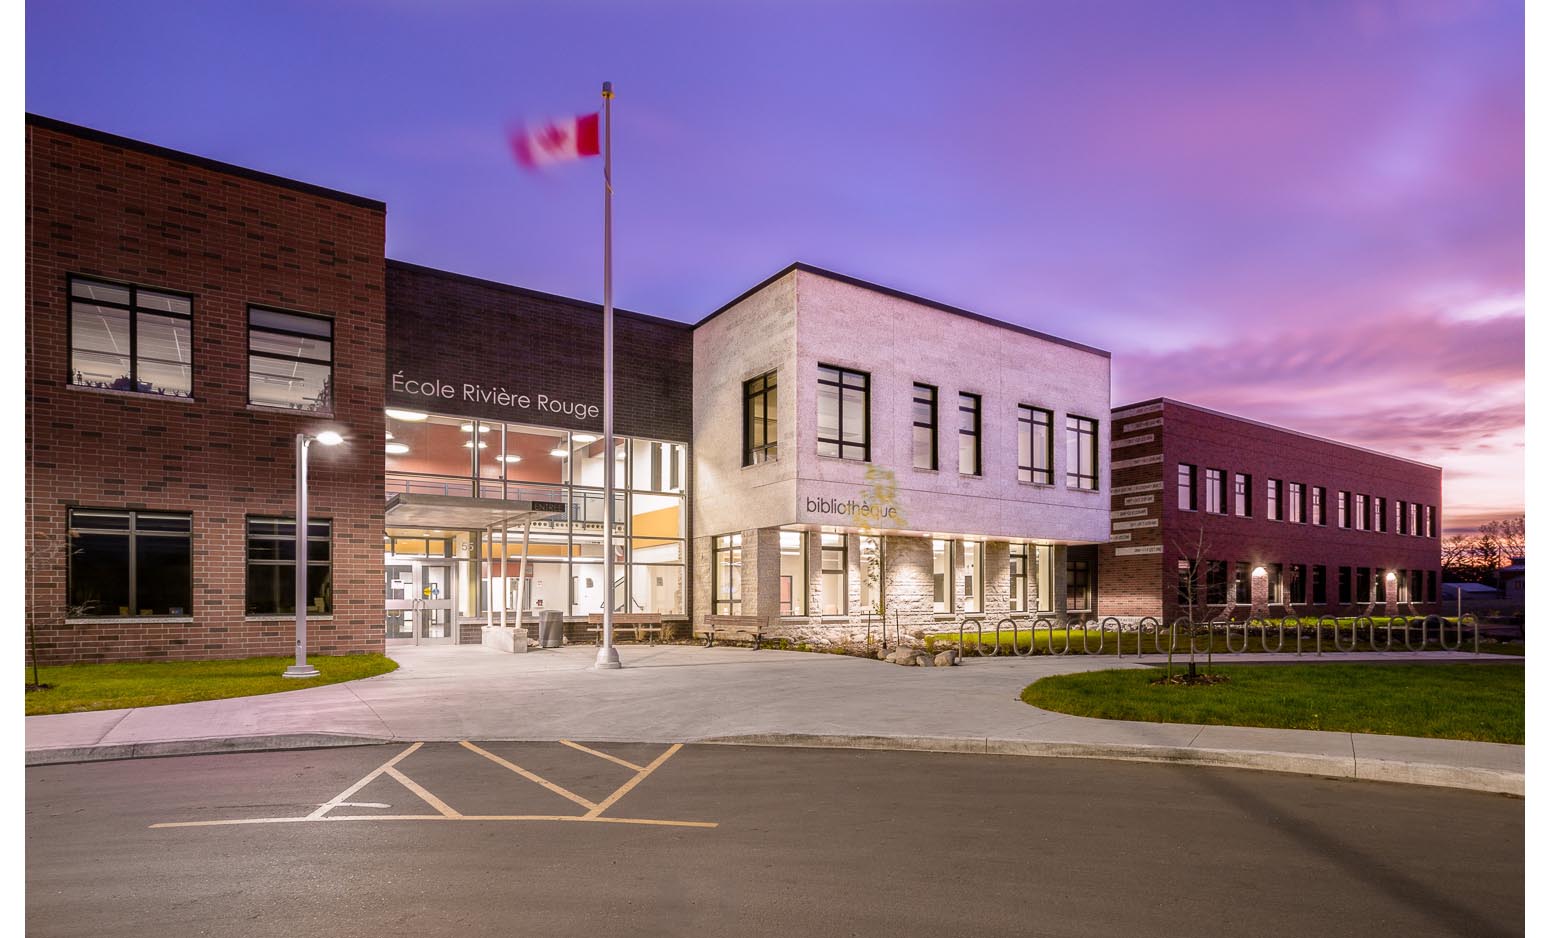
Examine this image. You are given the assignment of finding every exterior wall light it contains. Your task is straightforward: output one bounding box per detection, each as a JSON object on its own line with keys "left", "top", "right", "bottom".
{"left": 1252, "top": 566, "right": 1267, "bottom": 577}
{"left": 1385, "top": 571, "right": 1398, "bottom": 582}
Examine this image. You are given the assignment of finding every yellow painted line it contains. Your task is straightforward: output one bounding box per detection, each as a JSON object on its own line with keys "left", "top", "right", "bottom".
{"left": 150, "top": 814, "right": 718, "bottom": 830}
{"left": 559, "top": 739, "right": 645, "bottom": 772}
{"left": 585, "top": 743, "right": 683, "bottom": 820}
{"left": 384, "top": 766, "right": 462, "bottom": 818}
{"left": 457, "top": 740, "right": 597, "bottom": 810}
{"left": 308, "top": 741, "right": 423, "bottom": 820}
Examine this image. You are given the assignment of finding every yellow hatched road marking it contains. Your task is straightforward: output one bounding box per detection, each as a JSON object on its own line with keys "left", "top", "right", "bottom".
{"left": 559, "top": 739, "right": 645, "bottom": 772}
{"left": 384, "top": 766, "right": 462, "bottom": 818}
{"left": 308, "top": 742, "right": 423, "bottom": 820}
{"left": 458, "top": 740, "right": 597, "bottom": 810}
{"left": 150, "top": 814, "right": 718, "bottom": 829}
{"left": 585, "top": 743, "right": 683, "bottom": 819}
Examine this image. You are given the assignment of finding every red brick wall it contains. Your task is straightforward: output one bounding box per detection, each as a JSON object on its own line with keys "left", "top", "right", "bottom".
{"left": 1098, "top": 400, "right": 1443, "bottom": 622}
{"left": 25, "top": 117, "right": 387, "bottom": 663}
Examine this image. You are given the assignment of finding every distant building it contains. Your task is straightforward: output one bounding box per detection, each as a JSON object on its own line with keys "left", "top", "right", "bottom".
{"left": 1499, "top": 557, "right": 1525, "bottom": 603}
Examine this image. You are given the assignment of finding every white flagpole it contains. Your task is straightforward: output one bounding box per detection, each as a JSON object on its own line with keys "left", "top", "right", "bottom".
{"left": 596, "top": 80, "right": 622, "bottom": 670}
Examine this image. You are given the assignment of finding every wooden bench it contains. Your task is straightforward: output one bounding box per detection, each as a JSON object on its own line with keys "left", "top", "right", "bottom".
{"left": 694, "top": 615, "right": 767, "bottom": 650}
{"left": 585, "top": 613, "right": 664, "bottom": 644}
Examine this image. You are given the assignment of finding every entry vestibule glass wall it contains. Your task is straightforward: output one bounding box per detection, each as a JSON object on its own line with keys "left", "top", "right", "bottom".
{"left": 384, "top": 410, "right": 687, "bottom": 617}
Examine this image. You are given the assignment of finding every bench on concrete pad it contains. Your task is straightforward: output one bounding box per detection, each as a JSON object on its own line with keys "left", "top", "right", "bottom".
{"left": 694, "top": 615, "right": 767, "bottom": 650}
{"left": 585, "top": 613, "right": 664, "bottom": 644}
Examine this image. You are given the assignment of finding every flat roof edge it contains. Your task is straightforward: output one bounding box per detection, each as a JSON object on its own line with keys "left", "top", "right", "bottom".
{"left": 26, "top": 113, "right": 387, "bottom": 211}
{"left": 695, "top": 262, "right": 1112, "bottom": 359}
{"left": 1115, "top": 397, "right": 1443, "bottom": 472}
{"left": 386, "top": 259, "right": 693, "bottom": 330}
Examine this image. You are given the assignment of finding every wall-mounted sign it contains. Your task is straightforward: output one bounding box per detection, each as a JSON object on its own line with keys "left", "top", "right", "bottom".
{"left": 805, "top": 496, "right": 898, "bottom": 521}
{"left": 1115, "top": 545, "right": 1164, "bottom": 556}
{"left": 1112, "top": 454, "right": 1165, "bottom": 470}
{"left": 1123, "top": 495, "right": 1156, "bottom": 506}
{"left": 1111, "top": 508, "right": 1150, "bottom": 519}
{"left": 1112, "top": 481, "right": 1164, "bottom": 495}
{"left": 391, "top": 372, "right": 600, "bottom": 422}
{"left": 1112, "top": 518, "right": 1159, "bottom": 531}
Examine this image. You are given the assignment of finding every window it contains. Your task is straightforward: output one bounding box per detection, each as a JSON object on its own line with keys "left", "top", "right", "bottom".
{"left": 1394, "top": 499, "right": 1405, "bottom": 534}
{"left": 246, "top": 517, "right": 332, "bottom": 615}
{"left": 1176, "top": 559, "right": 1198, "bottom": 608}
{"left": 1234, "top": 473, "right": 1252, "bottom": 517}
{"left": 961, "top": 541, "right": 984, "bottom": 613}
{"left": 1288, "top": 483, "right": 1304, "bottom": 523}
{"left": 1234, "top": 562, "right": 1251, "bottom": 605}
{"left": 743, "top": 371, "right": 778, "bottom": 465}
{"left": 1312, "top": 565, "right": 1327, "bottom": 605}
{"left": 1356, "top": 567, "right": 1371, "bottom": 602}
{"left": 1311, "top": 487, "right": 1325, "bottom": 525}
{"left": 1033, "top": 545, "right": 1053, "bottom": 612}
{"left": 1426, "top": 570, "right": 1437, "bottom": 602}
{"left": 1066, "top": 416, "right": 1099, "bottom": 490}
{"left": 1205, "top": 560, "right": 1228, "bottom": 605}
{"left": 816, "top": 365, "right": 870, "bottom": 460}
{"left": 911, "top": 383, "right": 937, "bottom": 470}
{"left": 69, "top": 276, "right": 193, "bottom": 397}
{"left": 1017, "top": 406, "right": 1053, "bottom": 484}
{"left": 1205, "top": 469, "right": 1226, "bottom": 514}
{"left": 958, "top": 393, "right": 982, "bottom": 476}
{"left": 1289, "top": 564, "right": 1307, "bottom": 604}
{"left": 1266, "top": 563, "right": 1284, "bottom": 604}
{"left": 1375, "top": 569, "right": 1387, "bottom": 603}
{"left": 858, "top": 536, "right": 881, "bottom": 615}
{"left": 712, "top": 534, "right": 742, "bottom": 615}
{"left": 1375, "top": 496, "right": 1387, "bottom": 533}
{"left": 932, "top": 539, "right": 951, "bottom": 614}
{"left": 1410, "top": 570, "right": 1423, "bottom": 603}
{"left": 1354, "top": 494, "right": 1367, "bottom": 531}
{"left": 68, "top": 509, "right": 192, "bottom": 617}
{"left": 778, "top": 530, "right": 806, "bottom": 616}
{"left": 1409, "top": 503, "right": 1419, "bottom": 537}
{"left": 1178, "top": 463, "right": 1197, "bottom": 511}
{"left": 248, "top": 306, "right": 334, "bottom": 412}
{"left": 1010, "top": 544, "right": 1028, "bottom": 612}
{"left": 1338, "top": 491, "right": 1350, "bottom": 528}
{"left": 1425, "top": 505, "right": 1435, "bottom": 538}
{"left": 819, "top": 533, "right": 847, "bottom": 615}
{"left": 1066, "top": 560, "right": 1093, "bottom": 612}
{"left": 1267, "top": 479, "right": 1283, "bottom": 521}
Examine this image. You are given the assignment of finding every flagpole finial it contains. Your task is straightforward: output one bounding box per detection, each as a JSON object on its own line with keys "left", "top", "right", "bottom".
{"left": 602, "top": 81, "right": 613, "bottom": 98}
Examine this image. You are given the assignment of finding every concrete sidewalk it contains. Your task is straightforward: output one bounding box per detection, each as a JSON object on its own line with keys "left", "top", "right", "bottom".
{"left": 24, "top": 644, "right": 1524, "bottom": 795}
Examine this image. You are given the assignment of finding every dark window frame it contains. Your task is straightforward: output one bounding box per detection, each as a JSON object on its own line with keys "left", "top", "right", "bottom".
{"left": 1311, "top": 486, "right": 1326, "bottom": 525}
{"left": 1017, "top": 405, "right": 1053, "bottom": 485}
{"left": 67, "top": 274, "right": 195, "bottom": 399}
{"left": 816, "top": 364, "right": 871, "bottom": 461}
{"left": 712, "top": 533, "right": 743, "bottom": 615}
{"left": 1267, "top": 478, "right": 1283, "bottom": 521}
{"left": 67, "top": 508, "right": 193, "bottom": 618}
{"left": 1234, "top": 472, "right": 1253, "bottom": 517}
{"left": 245, "top": 516, "right": 333, "bottom": 615}
{"left": 247, "top": 304, "right": 335, "bottom": 413}
{"left": 1178, "top": 463, "right": 1197, "bottom": 511}
{"left": 911, "top": 382, "right": 938, "bottom": 471}
{"left": 1204, "top": 468, "right": 1226, "bottom": 514}
{"left": 742, "top": 370, "right": 779, "bottom": 466}
{"left": 958, "top": 392, "right": 982, "bottom": 476}
{"left": 1009, "top": 543, "right": 1028, "bottom": 612}
{"left": 1066, "top": 415, "right": 1099, "bottom": 490}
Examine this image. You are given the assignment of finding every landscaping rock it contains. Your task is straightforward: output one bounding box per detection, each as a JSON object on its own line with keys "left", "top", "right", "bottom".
{"left": 917, "top": 653, "right": 934, "bottom": 667}
{"left": 934, "top": 651, "right": 957, "bottom": 667}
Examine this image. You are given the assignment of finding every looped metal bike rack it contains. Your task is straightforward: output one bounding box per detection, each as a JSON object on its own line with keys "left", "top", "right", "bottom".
{"left": 1100, "top": 617, "right": 1123, "bottom": 657}
{"left": 1041, "top": 617, "right": 1070, "bottom": 655}
{"left": 1007, "top": 617, "right": 1035, "bottom": 657}
{"left": 1316, "top": 615, "right": 1337, "bottom": 656}
{"left": 1075, "top": 618, "right": 1100, "bottom": 654}
{"left": 964, "top": 617, "right": 995, "bottom": 656}
{"left": 1460, "top": 613, "right": 1479, "bottom": 655}
{"left": 1332, "top": 616, "right": 1364, "bottom": 653}
{"left": 1401, "top": 615, "right": 1426, "bottom": 652}
{"left": 1429, "top": 614, "right": 1463, "bottom": 652}
{"left": 1225, "top": 618, "right": 1249, "bottom": 654}
{"left": 1134, "top": 616, "right": 1160, "bottom": 659}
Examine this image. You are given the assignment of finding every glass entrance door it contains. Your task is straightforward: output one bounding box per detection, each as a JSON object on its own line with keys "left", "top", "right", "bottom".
{"left": 385, "top": 559, "right": 458, "bottom": 644}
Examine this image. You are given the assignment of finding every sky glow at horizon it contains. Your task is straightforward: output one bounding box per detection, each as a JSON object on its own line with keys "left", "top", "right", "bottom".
{"left": 25, "top": 0, "right": 1524, "bottom": 533}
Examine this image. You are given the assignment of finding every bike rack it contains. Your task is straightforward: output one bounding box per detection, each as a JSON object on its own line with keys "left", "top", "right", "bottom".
{"left": 1100, "top": 617, "right": 1123, "bottom": 658}
{"left": 1225, "top": 618, "right": 1249, "bottom": 654}
{"left": 1007, "top": 617, "right": 1035, "bottom": 657}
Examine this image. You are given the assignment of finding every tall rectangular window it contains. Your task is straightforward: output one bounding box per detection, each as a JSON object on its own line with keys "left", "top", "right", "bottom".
{"left": 1375, "top": 569, "right": 1387, "bottom": 602}
{"left": 911, "top": 383, "right": 937, "bottom": 470}
{"left": 1408, "top": 503, "right": 1419, "bottom": 537}
{"left": 1425, "top": 505, "right": 1435, "bottom": 537}
{"left": 1338, "top": 566, "right": 1352, "bottom": 604}
{"left": 69, "top": 276, "right": 193, "bottom": 398}
{"left": 819, "top": 533, "right": 847, "bottom": 615}
{"left": 816, "top": 365, "right": 869, "bottom": 461}
{"left": 1395, "top": 499, "right": 1406, "bottom": 534}
{"left": 958, "top": 393, "right": 982, "bottom": 476}
{"left": 1205, "top": 469, "right": 1226, "bottom": 514}
{"left": 1289, "top": 564, "right": 1307, "bottom": 604}
{"left": 1033, "top": 545, "right": 1053, "bottom": 612}
{"left": 1311, "top": 486, "right": 1325, "bottom": 525}
{"left": 1266, "top": 564, "right": 1284, "bottom": 604}
{"left": 858, "top": 536, "right": 881, "bottom": 615}
{"left": 248, "top": 306, "right": 334, "bottom": 412}
{"left": 246, "top": 517, "right": 332, "bottom": 615}
{"left": 778, "top": 530, "right": 805, "bottom": 616}
{"left": 1234, "top": 562, "right": 1251, "bottom": 605}
{"left": 1009, "top": 544, "right": 1028, "bottom": 612}
{"left": 932, "top": 539, "right": 951, "bottom": 614}
{"left": 1066, "top": 416, "right": 1099, "bottom": 490}
{"left": 1267, "top": 479, "right": 1283, "bottom": 521}
{"left": 1066, "top": 560, "right": 1093, "bottom": 612}
{"left": 1410, "top": 570, "right": 1423, "bottom": 603}
{"left": 1312, "top": 565, "right": 1327, "bottom": 604}
{"left": 1177, "top": 559, "right": 1198, "bottom": 608}
{"left": 1375, "top": 496, "right": 1387, "bottom": 533}
{"left": 1234, "top": 473, "right": 1252, "bottom": 517}
{"left": 1017, "top": 405, "right": 1053, "bottom": 484}
{"left": 743, "top": 371, "right": 778, "bottom": 465}
{"left": 1288, "top": 483, "right": 1304, "bottom": 523}
{"left": 1356, "top": 566, "right": 1372, "bottom": 602}
{"left": 1205, "top": 560, "right": 1228, "bottom": 605}
{"left": 1354, "top": 494, "right": 1368, "bottom": 531}
{"left": 960, "top": 541, "right": 984, "bottom": 613}
{"left": 68, "top": 509, "right": 193, "bottom": 617}
{"left": 1338, "top": 491, "right": 1350, "bottom": 528}
{"left": 712, "top": 534, "right": 742, "bottom": 615}
{"left": 1178, "top": 463, "right": 1197, "bottom": 511}
{"left": 1426, "top": 570, "right": 1437, "bottom": 602}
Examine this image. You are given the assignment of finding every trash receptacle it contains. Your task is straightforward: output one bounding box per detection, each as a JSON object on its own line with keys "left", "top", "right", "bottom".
{"left": 539, "top": 610, "right": 564, "bottom": 648}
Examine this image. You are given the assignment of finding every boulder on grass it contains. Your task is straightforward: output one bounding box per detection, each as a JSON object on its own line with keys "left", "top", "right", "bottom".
{"left": 934, "top": 651, "right": 958, "bottom": 667}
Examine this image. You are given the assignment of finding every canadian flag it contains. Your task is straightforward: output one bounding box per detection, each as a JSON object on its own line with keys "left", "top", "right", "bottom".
{"left": 510, "top": 113, "right": 601, "bottom": 168}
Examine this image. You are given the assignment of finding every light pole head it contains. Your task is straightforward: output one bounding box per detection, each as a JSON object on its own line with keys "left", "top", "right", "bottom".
{"left": 315, "top": 430, "right": 344, "bottom": 446}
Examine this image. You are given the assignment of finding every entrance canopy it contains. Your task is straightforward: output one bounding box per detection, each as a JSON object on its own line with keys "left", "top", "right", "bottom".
{"left": 383, "top": 493, "right": 565, "bottom": 530}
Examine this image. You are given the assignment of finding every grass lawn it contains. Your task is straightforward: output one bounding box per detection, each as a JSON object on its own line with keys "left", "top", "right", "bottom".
{"left": 1020, "top": 662, "right": 1524, "bottom": 744}
{"left": 24, "top": 654, "right": 399, "bottom": 716}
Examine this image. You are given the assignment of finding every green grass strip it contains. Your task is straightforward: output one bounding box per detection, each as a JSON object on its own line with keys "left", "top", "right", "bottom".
{"left": 1020, "top": 663, "right": 1523, "bottom": 744}
{"left": 25, "top": 654, "right": 399, "bottom": 716}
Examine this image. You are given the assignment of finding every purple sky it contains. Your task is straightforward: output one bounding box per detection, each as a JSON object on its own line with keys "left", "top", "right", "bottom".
{"left": 26, "top": 0, "right": 1523, "bottom": 532}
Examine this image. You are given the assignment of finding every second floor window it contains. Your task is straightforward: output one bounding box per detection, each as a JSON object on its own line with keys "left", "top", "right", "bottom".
{"left": 1425, "top": 505, "right": 1435, "bottom": 537}
{"left": 1178, "top": 463, "right": 1197, "bottom": 511}
{"left": 816, "top": 365, "right": 869, "bottom": 460}
{"left": 1204, "top": 468, "right": 1226, "bottom": 514}
{"left": 1288, "top": 482, "right": 1304, "bottom": 523}
{"left": 1311, "top": 486, "right": 1325, "bottom": 525}
{"left": 1234, "top": 473, "right": 1252, "bottom": 517}
{"left": 911, "top": 383, "right": 937, "bottom": 470}
{"left": 743, "top": 371, "right": 778, "bottom": 465}
{"left": 1375, "top": 496, "right": 1387, "bottom": 532}
{"left": 69, "top": 276, "right": 193, "bottom": 398}
{"left": 1066, "top": 415, "right": 1098, "bottom": 490}
{"left": 1018, "top": 405, "right": 1053, "bottom": 484}
{"left": 1354, "top": 493, "right": 1368, "bottom": 531}
{"left": 958, "top": 392, "right": 981, "bottom": 476}
{"left": 1267, "top": 479, "right": 1283, "bottom": 521}
{"left": 1339, "top": 491, "right": 1351, "bottom": 528}
{"left": 249, "top": 306, "right": 334, "bottom": 412}
{"left": 1409, "top": 502, "right": 1419, "bottom": 536}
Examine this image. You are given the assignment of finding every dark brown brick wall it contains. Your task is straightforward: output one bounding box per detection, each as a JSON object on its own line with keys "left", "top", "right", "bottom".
{"left": 25, "top": 116, "right": 387, "bottom": 663}
{"left": 385, "top": 261, "right": 693, "bottom": 443}
{"left": 1098, "top": 400, "right": 1443, "bottom": 621}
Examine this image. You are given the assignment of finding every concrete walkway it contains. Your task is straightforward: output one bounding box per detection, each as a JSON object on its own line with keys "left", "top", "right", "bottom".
{"left": 24, "top": 644, "right": 1524, "bottom": 794}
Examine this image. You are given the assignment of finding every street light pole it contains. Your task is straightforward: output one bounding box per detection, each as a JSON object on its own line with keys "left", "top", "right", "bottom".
{"left": 285, "top": 430, "right": 342, "bottom": 678}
